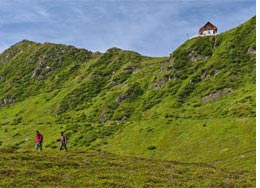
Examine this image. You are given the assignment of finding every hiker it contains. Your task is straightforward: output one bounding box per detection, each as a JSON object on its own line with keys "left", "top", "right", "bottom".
{"left": 59, "top": 132, "right": 68, "bottom": 151}
{"left": 35, "top": 130, "right": 43, "bottom": 151}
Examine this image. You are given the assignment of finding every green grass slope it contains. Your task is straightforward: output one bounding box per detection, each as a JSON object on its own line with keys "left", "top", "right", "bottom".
{"left": 0, "top": 15, "right": 255, "bottom": 181}
{"left": 102, "top": 16, "right": 256, "bottom": 172}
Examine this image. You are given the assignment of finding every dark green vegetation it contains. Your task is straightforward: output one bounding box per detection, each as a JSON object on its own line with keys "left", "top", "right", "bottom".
{"left": 0, "top": 149, "right": 255, "bottom": 188}
{"left": 0, "top": 17, "right": 255, "bottom": 187}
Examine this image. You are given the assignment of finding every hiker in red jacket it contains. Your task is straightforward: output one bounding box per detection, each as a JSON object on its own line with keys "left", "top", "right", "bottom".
{"left": 59, "top": 132, "right": 67, "bottom": 151}
{"left": 35, "top": 130, "right": 43, "bottom": 151}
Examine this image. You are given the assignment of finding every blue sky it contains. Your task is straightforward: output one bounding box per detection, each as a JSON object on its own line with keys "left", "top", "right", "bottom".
{"left": 0, "top": 0, "right": 255, "bottom": 56}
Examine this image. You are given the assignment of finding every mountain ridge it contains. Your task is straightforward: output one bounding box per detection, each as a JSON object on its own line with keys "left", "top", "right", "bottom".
{"left": 0, "top": 16, "right": 255, "bottom": 174}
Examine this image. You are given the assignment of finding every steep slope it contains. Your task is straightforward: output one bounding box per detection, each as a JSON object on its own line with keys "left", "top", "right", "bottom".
{"left": 0, "top": 16, "right": 255, "bottom": 172}
{"left": 103, "top": 17, "right": 255, "bottom": 171}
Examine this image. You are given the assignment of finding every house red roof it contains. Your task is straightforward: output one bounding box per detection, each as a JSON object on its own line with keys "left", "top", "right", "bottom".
{"left": 199, "top": 22, "right": 218, "bottom": 35}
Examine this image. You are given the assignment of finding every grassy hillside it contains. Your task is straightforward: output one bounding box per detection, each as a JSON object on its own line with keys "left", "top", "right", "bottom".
{"left": 0, "top": 16, "right": 255, "bottom": 185}
{"left": 101, "top": 16, "right": 256, "bottom": 171}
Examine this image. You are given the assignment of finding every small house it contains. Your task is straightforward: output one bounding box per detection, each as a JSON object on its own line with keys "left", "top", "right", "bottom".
{"left": 199, "top": 22, "right": 218, "bottom": 35}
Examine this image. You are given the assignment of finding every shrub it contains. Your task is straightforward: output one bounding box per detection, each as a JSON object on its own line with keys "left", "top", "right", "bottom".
{"left": 147, "top": 146, "right": 157, "bottom": 150}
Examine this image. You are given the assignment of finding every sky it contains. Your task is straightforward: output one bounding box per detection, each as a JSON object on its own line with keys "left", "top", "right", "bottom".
{"left": 0, "top": 0, "right": 256, "bottom": 57}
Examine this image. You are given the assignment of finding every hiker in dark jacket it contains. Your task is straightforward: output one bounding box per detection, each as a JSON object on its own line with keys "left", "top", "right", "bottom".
{"left": 59, "top": 132, "right": 67, "bottom": 151}
{"left": 35, "top": 130, "right": 43, "bottom": 151}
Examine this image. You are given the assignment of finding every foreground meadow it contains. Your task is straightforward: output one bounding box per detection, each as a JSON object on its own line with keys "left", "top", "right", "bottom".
{"left": 0, "top": 148, "right": 255, "bottom": 188}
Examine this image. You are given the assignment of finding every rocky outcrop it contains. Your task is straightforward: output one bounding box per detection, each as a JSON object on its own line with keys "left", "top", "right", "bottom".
{"left": 32, "top": 68, "right": 42, "bottom": 78}
{"left": 199, "top": 68, "right": 221, "bottom": 80}
{"left": 201, "top": 88, "right": 232, "bottom": 103}
{"left": 247, "top": 47, "right": 256, "bottom": 55}
{"left": 154, "top": 77, "right": 169, "bottom": 90}
{"left": 0, "top": 98, "right": 15, "bottom": 106}
{"left": 189, "top": 50, "right": 209, "bottom": 62}
{"left": 117, "top": 93, "right": 129, "bottom": 103}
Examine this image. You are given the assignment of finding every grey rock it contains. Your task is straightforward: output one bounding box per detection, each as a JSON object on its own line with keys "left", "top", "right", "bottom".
{"left": 201, "top": 88, "right": 232, "bottom": 103}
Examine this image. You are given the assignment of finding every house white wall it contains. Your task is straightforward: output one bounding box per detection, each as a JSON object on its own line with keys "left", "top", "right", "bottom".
{"left": 202, "top": 30, "right": 215, "bottom": 35}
